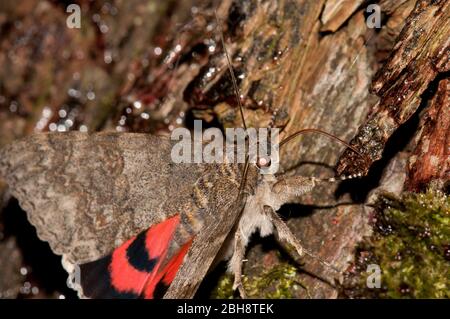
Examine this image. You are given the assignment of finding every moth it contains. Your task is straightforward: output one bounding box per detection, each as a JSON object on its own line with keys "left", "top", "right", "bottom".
{"left": 0, "top": 14, "right": 364, "bottom": 299}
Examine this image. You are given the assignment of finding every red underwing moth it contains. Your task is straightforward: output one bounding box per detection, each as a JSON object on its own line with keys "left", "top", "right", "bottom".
{"left": 0, "top": 12, "right": 365, "bottom": 299}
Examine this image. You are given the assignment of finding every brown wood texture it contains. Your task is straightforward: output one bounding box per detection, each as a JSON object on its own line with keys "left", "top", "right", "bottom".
{"left": 336, "top": 0, "right": 449, "bottom": 176}
{"left": 406, "top": 78, "right": 450, "bottom": 191}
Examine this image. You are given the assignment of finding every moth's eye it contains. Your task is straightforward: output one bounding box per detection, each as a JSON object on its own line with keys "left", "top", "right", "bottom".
{"left": 256, "top": 156, "right": 271, "bottom": 169}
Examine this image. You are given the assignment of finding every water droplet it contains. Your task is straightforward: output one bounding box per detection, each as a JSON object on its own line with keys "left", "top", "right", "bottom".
{"left": 104, "top": 51, "right": 113, "bottom": 64}
{"left": 68, "top": 88, "right": 81, "bottom": 98}
{"left": 154, "top": 47, "right": 162, "bottom": 56}
{"left": 133, "top": 101, "right": 142, "bottom": 109}
{"left": 79, "top": 125, "right": 88, "bottom": 132}
{"left": 100, "top": 24, "right": 109, "bottom": 34}
{"left": 58, "top": 109, "right": 67, "bottom": 118}
{"left": 42, "top": 107, "right": 52, "bottom": 118}
{"left": 87, "top": 91, "right": 96, "bottom": 100}
{"left": 9, "top": 101, "right": 18, "bottom": 113}
{"left": 65, "top": 119, "right": 74, "bottom": 127}
{"left": 49, "top": 123, "right": 57, "bottom": 131}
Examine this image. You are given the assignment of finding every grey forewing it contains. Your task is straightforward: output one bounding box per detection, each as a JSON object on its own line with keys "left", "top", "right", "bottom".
{"left": 0, "top": 132, "right": 208, "bottom": 264}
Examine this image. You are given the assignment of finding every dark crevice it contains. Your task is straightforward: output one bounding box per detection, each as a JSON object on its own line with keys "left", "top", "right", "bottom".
{"left": 1, "top": 198, "right": 76, "bottom": 299}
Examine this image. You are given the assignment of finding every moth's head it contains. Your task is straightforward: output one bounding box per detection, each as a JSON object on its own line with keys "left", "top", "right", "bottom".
{"left": 245, "top": 156, "right": 274, "bottom": 182}
{"left": 251, "top": 130, "right": 280, "bottom": 176}
{"left": 234, "top": 152, "right": 279, "bottom": 198}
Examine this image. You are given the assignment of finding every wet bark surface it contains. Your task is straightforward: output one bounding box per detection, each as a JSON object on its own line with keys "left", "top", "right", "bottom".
{"left": 0, "top": 0, "right": 448, "bottom": 298}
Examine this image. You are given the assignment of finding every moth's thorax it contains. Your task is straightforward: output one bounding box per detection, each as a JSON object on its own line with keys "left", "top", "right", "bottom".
{"left": 238, "top": 174, "right": 283, "bottom": 247}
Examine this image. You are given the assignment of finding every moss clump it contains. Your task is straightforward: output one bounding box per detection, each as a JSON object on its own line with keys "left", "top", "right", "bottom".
{"left": 211, "top": 262, "right": 305, "bottom": 299}
{"left": 341, "top": 189, "right": 449, "bottom": 298}
{"left": 211, "top": 273, "right": 235, "bottom": 299}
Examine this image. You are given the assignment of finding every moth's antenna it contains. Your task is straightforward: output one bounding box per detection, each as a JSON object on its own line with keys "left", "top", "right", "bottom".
{"left": 301, "top": 247, "right": 340, "bottom": 273}
{"left": 279, "top": 128, "right": 366, "bottom": 162}
{"left": 215, "top": 10, "right": 250, "bottom": 200}
{"left": 214, "top": 10, "right": 247, "bottom": 130}
{"left": 238, "top": 155, "right": 250, "bottom": 198}
{"left": 311, "top": 173, "right": 363, "bottom": 183}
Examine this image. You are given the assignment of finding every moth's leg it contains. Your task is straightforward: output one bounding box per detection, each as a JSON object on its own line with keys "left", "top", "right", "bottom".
{"left": 271, "top": 176, "right": 316, "bottom": 203}
{"left": 264, "top": 206, "right": 337, "bottom": 271}
{"left": 229, "top": 231, "right": 247, "bottom": 299}
{"left": 264, "top": 206, "right": 305, "bottom": 257}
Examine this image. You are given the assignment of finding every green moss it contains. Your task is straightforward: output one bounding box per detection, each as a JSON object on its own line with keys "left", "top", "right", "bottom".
{"left": 211, "top": 262, "right": 305, "bottom": 299}
{"left": 211, "top": 273, "right": 235, "bottom": 299}
{"left": 342, "top": 189, "right": 450, "bottom": 298}
{"left": 244, "top": 263, "right": 302, "bottom": 298}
